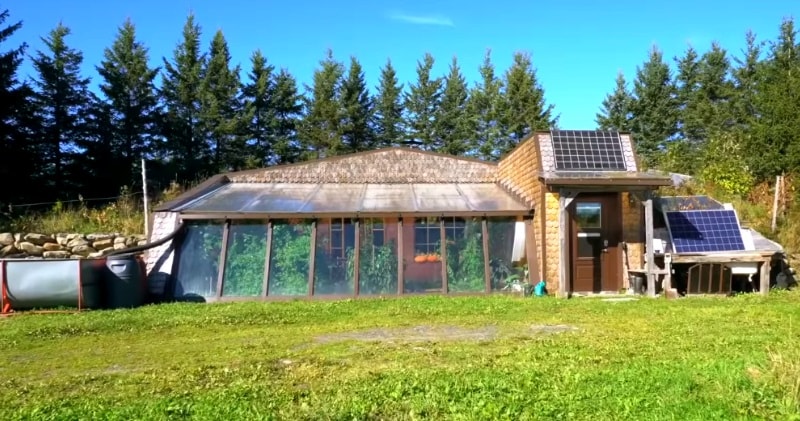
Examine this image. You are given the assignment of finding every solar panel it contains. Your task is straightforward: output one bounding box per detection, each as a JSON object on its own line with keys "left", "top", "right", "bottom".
{"left": 550, "top": 130, "right": 627, "bottom": 171}
{"left": 665, "top": 210, "right": 746, "bottom": 253}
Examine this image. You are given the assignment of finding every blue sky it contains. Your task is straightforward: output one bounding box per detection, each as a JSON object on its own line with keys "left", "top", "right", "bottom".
{"left": 6, "top": 0, "right": 798, "bottom": 128}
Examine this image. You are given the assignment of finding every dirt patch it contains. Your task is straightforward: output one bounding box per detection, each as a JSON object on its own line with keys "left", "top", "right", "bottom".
{"left": 313, "top": 324, "right": 579, "bottom": 344}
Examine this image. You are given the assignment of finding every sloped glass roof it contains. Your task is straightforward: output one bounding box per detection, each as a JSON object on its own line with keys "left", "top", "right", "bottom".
{"left": 177, "top": 183, "right": 530, "bottom": 215}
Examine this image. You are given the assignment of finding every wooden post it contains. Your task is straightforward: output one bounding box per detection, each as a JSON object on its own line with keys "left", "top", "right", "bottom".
{"left": 771, "top": 175, "right": 781, "bottom": 233}
{"left": 353, "top": 219, "right": 360, "bottom": 297}
{"left": 663, "top": 253, "right": 672, "bottom": 298}
{"left": 482, "top": 218, "right": 491, "bottom": 293}
{"left": 558, "top": 195, "right": 570, "bottom": 298}
{"left": 644, "top": 195, "right": 656, "bottom": 297}
{"left": 308, "top": 220, "right": 317, "bottom": 296}
{"left": 142, "top": 158, "right": 149, "bottom": 239}
{"left": 760, "top": 258, "right": 770, "bottom": 295}
{"left": 525, "top": 216, "right": 539, "bottom": 286}
{"left": 215, "top": 220, "right": 231, "bottom": 298}
{"left": 397, "top": 218, "right": 404, "bottom": 294}
{"left": 262, "top": 220, "right": 272, "bottom": 297}
{"left": 440, "top": 218, "right": 448, "bottom": 293}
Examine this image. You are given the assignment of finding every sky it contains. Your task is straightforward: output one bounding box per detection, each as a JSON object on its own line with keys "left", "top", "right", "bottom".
{"left": 6, "top": 0, "right": 798, "bottom": 129}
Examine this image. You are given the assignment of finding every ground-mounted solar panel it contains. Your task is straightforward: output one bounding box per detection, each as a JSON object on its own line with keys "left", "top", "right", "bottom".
{"left": 550, "top": 130, "right": 627, "bottom": 171}
{"left": 665, "top": 210, "right": 746, "bottom": 253}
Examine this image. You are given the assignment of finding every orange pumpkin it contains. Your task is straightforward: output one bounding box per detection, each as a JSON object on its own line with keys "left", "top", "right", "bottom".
{"left": 427, "top": 254, "right": 438, "bottom": 262}
{"left": 414, "top": 255, "right": 426, "bottom": 263}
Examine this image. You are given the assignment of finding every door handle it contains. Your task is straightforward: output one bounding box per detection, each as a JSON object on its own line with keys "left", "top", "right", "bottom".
{"left": 602, "top": 239, "right": 609, "bottom": 253}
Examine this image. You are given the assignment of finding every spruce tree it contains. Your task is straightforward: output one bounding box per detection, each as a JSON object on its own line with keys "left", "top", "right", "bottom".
{"left": 403, "top": 53, "right": 441, "bottom": 150}
{"left": 160, "top": 13, "right": 206, "bottom": 181}
{"left": 29, "top": 23, "right": 93, "bottom": 197}
{"left": 501, "top": 51, "right": 557, "bottom": 154}
{"left": 435, "top": 56, "right": 470, "bottom": 155}
{"left": 271, "top": 69, "right": 303, "bottom": 163}
{"left": 300, "top": 49, "right": 344, "bottom": 158}
{"left": 0, "top": 8, "right": 37, "bottom": 204}
{"left": 629, "top": 46, "right": 678, "bottom": 168}
{"left": 241, "top": 49, "right": 275, "bottom": 166}
{"left": 749, "top": 18, "right": 800, "bottom": 180}
{"left": 200, "top": 29, "right": 244, "bottom": 171}
{"left": 373, "top": 58, "right": 404, "bottom": 147}
{"left": 339, "top": 56, "right": 373, "bottom": 152}
{"left": 695, "top": 42, "right": 735, "bottom": 136}
{"left": 596, "top": 72, "right": 633, "bottom": 131}
{"left": 731, "top": 31, "right": 763, "bottom": 132}
{"left": 468, "top": 49, "right": 505, "bottom": 160}
{"left": 96, "top": 18, "right": 161, "bottom": 190}
{"left": 673, "top": 46, "right": 701, "bottom": 142}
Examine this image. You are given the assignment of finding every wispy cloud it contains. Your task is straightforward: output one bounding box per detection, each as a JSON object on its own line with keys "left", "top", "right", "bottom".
{"left": 387, "top": 11, "right": 454, "bottom": 27}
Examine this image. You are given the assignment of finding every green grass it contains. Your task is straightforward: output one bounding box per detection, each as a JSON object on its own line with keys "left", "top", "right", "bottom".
{"left": 1, "top": 293, "right": 800, "bottom": 420}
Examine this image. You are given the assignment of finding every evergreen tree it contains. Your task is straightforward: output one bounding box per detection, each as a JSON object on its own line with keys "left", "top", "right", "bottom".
{"left": 403, "top": 53, "right": 441, "bottom": 150}
{"left": 96, "top": 18, "right": 161, "bottom": 190}
{"left": 160, "top": 13, "right": 206, "bottom": 181}
{"left": 468, "top": 49, "right": 505, "bottom": 160}
{"left": 373, "top": 58, "right": 404, "bottom": 147}
{"left": 629, "top": 46, "right": 678, "bottom": 168}
{"left": 501, "top": 51, "right": 557, "bottom": 154}
{"left": 731, "top": 31, "right": 763, "bottom": 132}
{"left": 339, "top": 56, "right": 373, "bottom": 152}
{"left": 596, "top": 71, "right": 633, "bottom": 131}
{"left": 300, "top": 49, "right": 344, "bottom": 158}
{"left": 200, "top": 29, "right": 244, "bottom": 171}
{"left": 748, "top": 18, "right": 800, "bottom": 180}
{"left": 695, "top": 42, "right": 735, "bottom": 136}
{"left": 673, "top": 45, "right": 701, "bottom": 142}
{"left": 29, "top": 23, "right": 92, "bottom": 197}
{"left": 241, "top": 49, "right": 275, "bottom": 166}
{"left": 0, "top": 8, "right": 37, "bottom": 204}
{"left": 435, "top": 56, "right": 470, "bottom": 155}
{"left": 271, "top": 68, "right": 303, "bottom": 163}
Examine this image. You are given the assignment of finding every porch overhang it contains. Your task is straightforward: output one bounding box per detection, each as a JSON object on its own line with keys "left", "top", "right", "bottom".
{"left": 539, "top": 171, "right": 673, "bottom": 188}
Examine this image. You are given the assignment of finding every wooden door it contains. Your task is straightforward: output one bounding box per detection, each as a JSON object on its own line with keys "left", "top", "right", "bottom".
{"left": 570, "top": 193, "right": 622, "bottom": 293}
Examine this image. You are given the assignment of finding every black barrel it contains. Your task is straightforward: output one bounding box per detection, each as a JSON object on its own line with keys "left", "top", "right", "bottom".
{"left": 105, "top": 254, "right": 145, "bottom": 308}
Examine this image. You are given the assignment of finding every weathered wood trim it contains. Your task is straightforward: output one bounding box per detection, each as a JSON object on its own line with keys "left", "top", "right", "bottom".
{"left": 397, "top": 218, "right": 404, "bottom": 294}
{"left": 540, "top": 189, "right": 547, "bottom": 285}
{"left": 525, "top": 215, "right": 539, "bottom": 285}
{"left": 353, "top": 219, "right": 360, "bottom": 297}
{"left": 262, "top": 220, "right": 272, "bottom": 297}
{"left": 216, "top": 220, "right": 231, "bottom": 298}
{"left": 482, "top": 218, "right": 491, "bottom": 293}
{"left": 308, "top": 220, "right": 317, "bottom": 296}
{"left": 644, "top": 196, "right": 656, "bottom": 297}
{"left": 663, "top": 253, "right": 672, "bottom": 298}
{"left": 671, "top": 253, "right": 777, "bottom": 263}
{"left": 558, "top": 195, "right": 569, "bottom": 298}
{"left": 440, "top": 219, "right": 448, "bottom": 293}
{"left": 760, "top": 258, "right": 770, "bottom": 295}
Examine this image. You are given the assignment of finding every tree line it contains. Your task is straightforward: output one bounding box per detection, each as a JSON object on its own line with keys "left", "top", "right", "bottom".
{"left": 0, "top": 8, "right": 556, "bottom": 207}
{"left": 596, "top": 17, "right": 800, "bottom": 196}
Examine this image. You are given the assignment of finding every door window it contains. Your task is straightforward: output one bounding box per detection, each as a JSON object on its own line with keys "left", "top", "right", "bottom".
{"left": 575, "top": 202, "right": 602, "bottom": 229}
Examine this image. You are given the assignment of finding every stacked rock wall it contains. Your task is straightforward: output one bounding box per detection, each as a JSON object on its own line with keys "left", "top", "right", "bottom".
{"left": 0, "top": 232, "right": 146, "bottom": 259}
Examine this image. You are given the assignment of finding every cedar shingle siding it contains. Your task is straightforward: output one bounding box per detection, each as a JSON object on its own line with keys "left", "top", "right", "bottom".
{"left": 228, "top": 148, "right": 497, "bottom": 184}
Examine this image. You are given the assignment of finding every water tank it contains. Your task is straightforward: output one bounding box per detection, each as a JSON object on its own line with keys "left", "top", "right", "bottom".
{"left": 105, "top": 254, "right": 146, "bottom": 309}
{"left": 2, "top": 258, "right": 105, "bottom": 310}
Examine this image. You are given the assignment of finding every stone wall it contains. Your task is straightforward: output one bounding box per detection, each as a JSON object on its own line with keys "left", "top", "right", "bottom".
{"left": 0, "top": 232, "right": 146, "bottom": 259}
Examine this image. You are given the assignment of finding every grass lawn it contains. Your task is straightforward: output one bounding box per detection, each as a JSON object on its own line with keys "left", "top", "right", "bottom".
{"left": 1, "top": 292, "right": 799, "bottom": 420}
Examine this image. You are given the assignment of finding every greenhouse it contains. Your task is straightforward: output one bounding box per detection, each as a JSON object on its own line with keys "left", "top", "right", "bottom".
{"left": 147, "top": 148, "right": 537, "bottom": 301}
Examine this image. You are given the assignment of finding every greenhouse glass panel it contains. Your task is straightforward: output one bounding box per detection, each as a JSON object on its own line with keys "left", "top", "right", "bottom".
{"left": 358, "top": 218, "right": 398, "bottom": 295}
{"left": 487, "top": 217, "right": 525, "bottom": 291}
{"left": 267, "top": 219, "right": 312, "bottom": 296}
{"left": 313, "top": 218, "right": 356, "bottom": 295}
{"left": 445, "top": 217, "right": 485, "bottom": 293}
{"left": 222, "top": 221, "right": 268, "bottom": 297}
{"left": 174, "top": 220, "right": 224, "bottom": 299}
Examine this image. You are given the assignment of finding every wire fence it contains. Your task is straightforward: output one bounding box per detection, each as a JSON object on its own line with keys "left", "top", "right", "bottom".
{"left": 5, "top": 191, "right": 145, "bottom": 211}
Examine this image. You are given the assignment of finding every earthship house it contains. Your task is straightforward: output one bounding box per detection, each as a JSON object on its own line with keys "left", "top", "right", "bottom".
{"left": 143, "top": 130, "right": 786, "bottom": 301}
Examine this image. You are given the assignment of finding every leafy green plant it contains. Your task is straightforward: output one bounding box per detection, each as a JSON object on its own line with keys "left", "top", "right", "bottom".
{"left": 268, "top": 221, "right": 311, "bottom": 295}
{"left": 356, "top": 227, "right": 398, "bottom": 294}
{"left": 222, "top": 223, "right": 267, "bottom": 296}
{"left": 446, "top": 220, "right": 485, "bottom": 292}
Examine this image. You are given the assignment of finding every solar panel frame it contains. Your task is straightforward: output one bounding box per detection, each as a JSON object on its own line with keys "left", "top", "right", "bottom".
{"left": 665, "top": 209, "right": 746, "bottom": 253}
{"left": 550, "top": 130, "right": 627, "bottom": 171}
